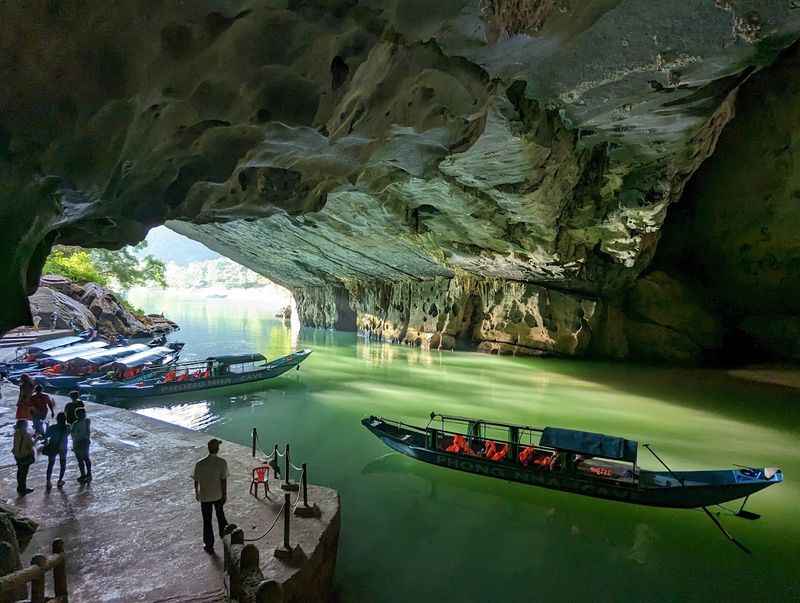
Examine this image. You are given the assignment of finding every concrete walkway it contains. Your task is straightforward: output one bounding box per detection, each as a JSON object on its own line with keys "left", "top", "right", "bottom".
{"left": 0, "top": 382, "right": 339, "bottom": 602}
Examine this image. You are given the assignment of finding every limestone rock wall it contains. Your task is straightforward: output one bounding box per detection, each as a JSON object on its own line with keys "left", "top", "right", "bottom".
{"left": 655, "top": 42, "right": 800, "bottom": 362}
{"left": 296, "top": 275, "right": 597, "bottom": 357}
{"left": 1, "top": 2, "right": 800, "bottom": 364}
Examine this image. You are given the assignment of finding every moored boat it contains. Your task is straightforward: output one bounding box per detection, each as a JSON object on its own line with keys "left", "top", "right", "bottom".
{"left": 79, "top": 349, "right": 312, "bottom": 401}
{"left": 31, "top": 344, "right": 152, "bottom": 393}
{"left": 1, "top": 331, "right": 97, "bottom": 373}
{"left": 362, "top": 414, "right": 783, "bottom": 510}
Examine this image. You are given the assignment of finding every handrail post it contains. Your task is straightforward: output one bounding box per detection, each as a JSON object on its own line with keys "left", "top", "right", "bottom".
{"left": 274, "top": 493, "right": 294, "bottom": 560}
{"left": 294, "top": 463, "right": 321, "bottom": 518}
{"left": 252, "top": 427, "right": 257, "bottom": 458}
{"left": 283, "top": 493, "right": 291, "bottom": 550}
{"left": 284, "top": 444, "right": 289, "bottom": 487}
{"left": 29, "top": 555, "right": 46, "bottom": 603}
{"left": 52, "top": 539, "right": 68, "bottom": 598}
{"left": 271, "top": 444, "right": 280, "bottom": 479}
{"left": 281, "top": 444, "right": 298, "bottom": 491}
{"left": 302, "top": 463, "right": 308, "bottom": 507}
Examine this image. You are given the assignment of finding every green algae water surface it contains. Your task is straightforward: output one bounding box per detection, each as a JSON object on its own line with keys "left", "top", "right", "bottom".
{"left": 127, "top": 290, "right": 799, "bottom": 603}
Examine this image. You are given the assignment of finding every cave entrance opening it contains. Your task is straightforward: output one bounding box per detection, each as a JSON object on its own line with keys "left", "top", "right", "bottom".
{"left": 27, "top": 226, "right": 296, "bottom": 336}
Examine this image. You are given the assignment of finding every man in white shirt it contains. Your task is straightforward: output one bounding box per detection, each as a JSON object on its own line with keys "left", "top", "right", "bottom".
{"left": 193, "top": 438, "right": 229, "bottom": 553}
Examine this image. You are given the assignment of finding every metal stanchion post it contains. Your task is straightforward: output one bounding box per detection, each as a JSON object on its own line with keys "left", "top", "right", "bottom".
{"left": 270, "top": 444, "right": 280, "bottom": 479}
{"left": 251, "top": 428, "right": 257, "bottom": 458}
{"left": 294, "top": 463, "right": 321, "bottom": 518}
{"left": 281, "top": 444, "right": 299, "bottom": 491}
{"left": 274, "top": 493, "right": 294, "bottom": 560}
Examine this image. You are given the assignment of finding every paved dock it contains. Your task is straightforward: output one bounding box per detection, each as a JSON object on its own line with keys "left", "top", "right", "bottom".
{"left": 0, "top": 382, "right": 340, "bottom": 602}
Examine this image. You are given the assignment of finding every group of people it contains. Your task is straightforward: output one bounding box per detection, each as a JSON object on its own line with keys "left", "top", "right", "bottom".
{"left": 12, "top": 374, "right": 93, "bottom": 495}
{"left": 9, "top": 370, "right": 230, "bottom": 554}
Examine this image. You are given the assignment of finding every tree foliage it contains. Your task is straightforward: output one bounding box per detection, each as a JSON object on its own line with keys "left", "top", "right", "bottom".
{"left": 90, "top": 242, "right": 167, "bottom": 289}
{"left": 42, "top": 242, "right": 167, "bottom": 289}
{"left": 43, "top": 248, "right": 108, "bottom": 286}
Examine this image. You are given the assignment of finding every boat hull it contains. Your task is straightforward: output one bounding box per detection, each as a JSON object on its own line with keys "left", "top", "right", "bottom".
{"left": 80, "top": 350, "right": 311, "bottom": 401}
{"left": 33, "top": 375, "right": 86, "bottom": 394}
{"left": 363, "top": 418, "right": 783, "bottom": 509}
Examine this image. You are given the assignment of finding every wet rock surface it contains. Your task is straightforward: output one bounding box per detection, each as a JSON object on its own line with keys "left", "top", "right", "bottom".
{"left": 0, "top": 382, "right": 340, "bottom": 603}
{"left": 1, "top": 2, "right": 799, "bottom": 363}
{"left": 0, "top": 503, "right": 38, "bottom": 600}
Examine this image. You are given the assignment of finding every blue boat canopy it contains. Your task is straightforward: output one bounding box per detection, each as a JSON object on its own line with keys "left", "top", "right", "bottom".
{"left": 27, "top": 336, "right": 84, "bottom": 354}
{"left": 68, "top": 344, "right": 149, "bottom": 366}
{"left": 102, "top": 347, "right": 175, "bottom": 369}
{"left": 44, "top": 341, "right": 108, "bottom": 359}
{"left": 540, "top": 427, "right": 638, "bottom": 463}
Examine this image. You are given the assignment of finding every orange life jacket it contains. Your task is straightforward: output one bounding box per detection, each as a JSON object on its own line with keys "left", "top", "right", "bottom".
{"left": 489, "top": 444, "right": 508, "bottom": 462}
{"left": 445, "top": 434, "right": 468, "bottom": 454}
{"left": 518, "top": 446, "right": 535, "bottom": 466}
{"left": 533, "top": 454, "right": 556, "bottom": 469}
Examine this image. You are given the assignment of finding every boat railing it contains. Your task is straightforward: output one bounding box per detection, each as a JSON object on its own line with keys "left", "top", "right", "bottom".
{"left": 373, "top": 416, "right": 553, "bottom": 454}
{"left": 426, "top": 425, "right": 554, "bottom": 455}
{"left": 373, "top": 416, "right": 428, "bottom": 435}
{"left": 429, "top": 413, "right": 544, "bottom": 434}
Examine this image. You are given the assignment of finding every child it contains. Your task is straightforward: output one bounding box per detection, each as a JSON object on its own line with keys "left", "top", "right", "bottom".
{"left": 71, "top": 407, "right": 92, "bottom": 483}
{"left": 44, "top": 412, "right": 70, "bottom": 489}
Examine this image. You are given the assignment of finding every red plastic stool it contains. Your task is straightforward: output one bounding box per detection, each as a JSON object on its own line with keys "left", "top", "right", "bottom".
{"left": 250, "top": 465, "right": 270, "bottom": 498}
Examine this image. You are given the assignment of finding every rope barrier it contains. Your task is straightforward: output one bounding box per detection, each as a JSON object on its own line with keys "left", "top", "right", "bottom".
{"left": 244, "top": 500, "right": 287, "bottom": 542}
{"left": 291, "top": 467, "right": 306, "bottom": 509}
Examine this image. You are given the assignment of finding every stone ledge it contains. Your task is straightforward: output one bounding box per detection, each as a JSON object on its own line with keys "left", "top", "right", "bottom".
{"left": 0, "top": 382, "right": 340, "bottom": 603}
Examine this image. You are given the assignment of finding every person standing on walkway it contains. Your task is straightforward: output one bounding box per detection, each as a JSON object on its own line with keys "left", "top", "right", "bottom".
{"left": 16, "top": 374, "right": 35, "bottom": 422}
{"left": 193, "top": 438, "right": 229, "bottom": 554}
{"left": 13, "top": 420, "right": 35, "bottom": 496}
{"left": 71, "top": 407, "right": 92, "bottom": 483}
{"left": 64, "top": 390, "right": 84, "bottom": 426}
{"left": 30, "top": 385, "right": 55, "bottom": 439}
{"left": 44, "top": 412, "right": 69, "bottom": 489}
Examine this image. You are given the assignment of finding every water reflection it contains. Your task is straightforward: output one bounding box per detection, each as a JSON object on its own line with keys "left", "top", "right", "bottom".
{"left": 123, "top": 291, "right": 799, "bottom": 603}
{"left": 136, "top": 402, "right": 217, "bottom": 431}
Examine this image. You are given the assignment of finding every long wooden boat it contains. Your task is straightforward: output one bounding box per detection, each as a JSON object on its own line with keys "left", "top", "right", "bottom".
{"left": 362, "top": 414, "right": 783, "bottom": 510}
{"left": 0, "top": 332, "right": 97, "bottom": 373}
{"left": 33, "top": 344, "right": 182, "bottom": 393}
{"left": 79, "top": 350, "right": 312, "bottom": 401}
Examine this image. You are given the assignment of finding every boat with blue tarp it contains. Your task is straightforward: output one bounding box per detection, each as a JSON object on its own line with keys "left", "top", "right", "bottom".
{"left": 30, "top": 344, "right": 155, "bottom": 392}
{"left": 363, "top": 413, "right": 783, "bottom": 510}
{"left": 0, "top": 331, "right": 97, "bottom": 373}
{"left": 79, "top": 349, "right": 312, "bottom": 401}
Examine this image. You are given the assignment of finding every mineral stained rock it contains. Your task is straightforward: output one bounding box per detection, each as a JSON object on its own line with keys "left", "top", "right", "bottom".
{"left": 1, "top": 1, "right": 799, "bottom": 362}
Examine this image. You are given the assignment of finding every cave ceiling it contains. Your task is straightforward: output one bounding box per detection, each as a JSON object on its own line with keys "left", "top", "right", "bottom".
{"left": 1, "top": 0, "right": 799, "bottom": 332}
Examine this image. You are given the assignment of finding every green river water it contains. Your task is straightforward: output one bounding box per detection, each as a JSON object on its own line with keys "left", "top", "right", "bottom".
{"left": 127, "top": 291, "right": 799, "bottom": 602}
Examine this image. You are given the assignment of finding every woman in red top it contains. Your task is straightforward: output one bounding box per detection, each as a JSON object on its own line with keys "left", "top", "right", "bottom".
{"left": 16, "top": 374, "right": 35, "bottom": 421}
